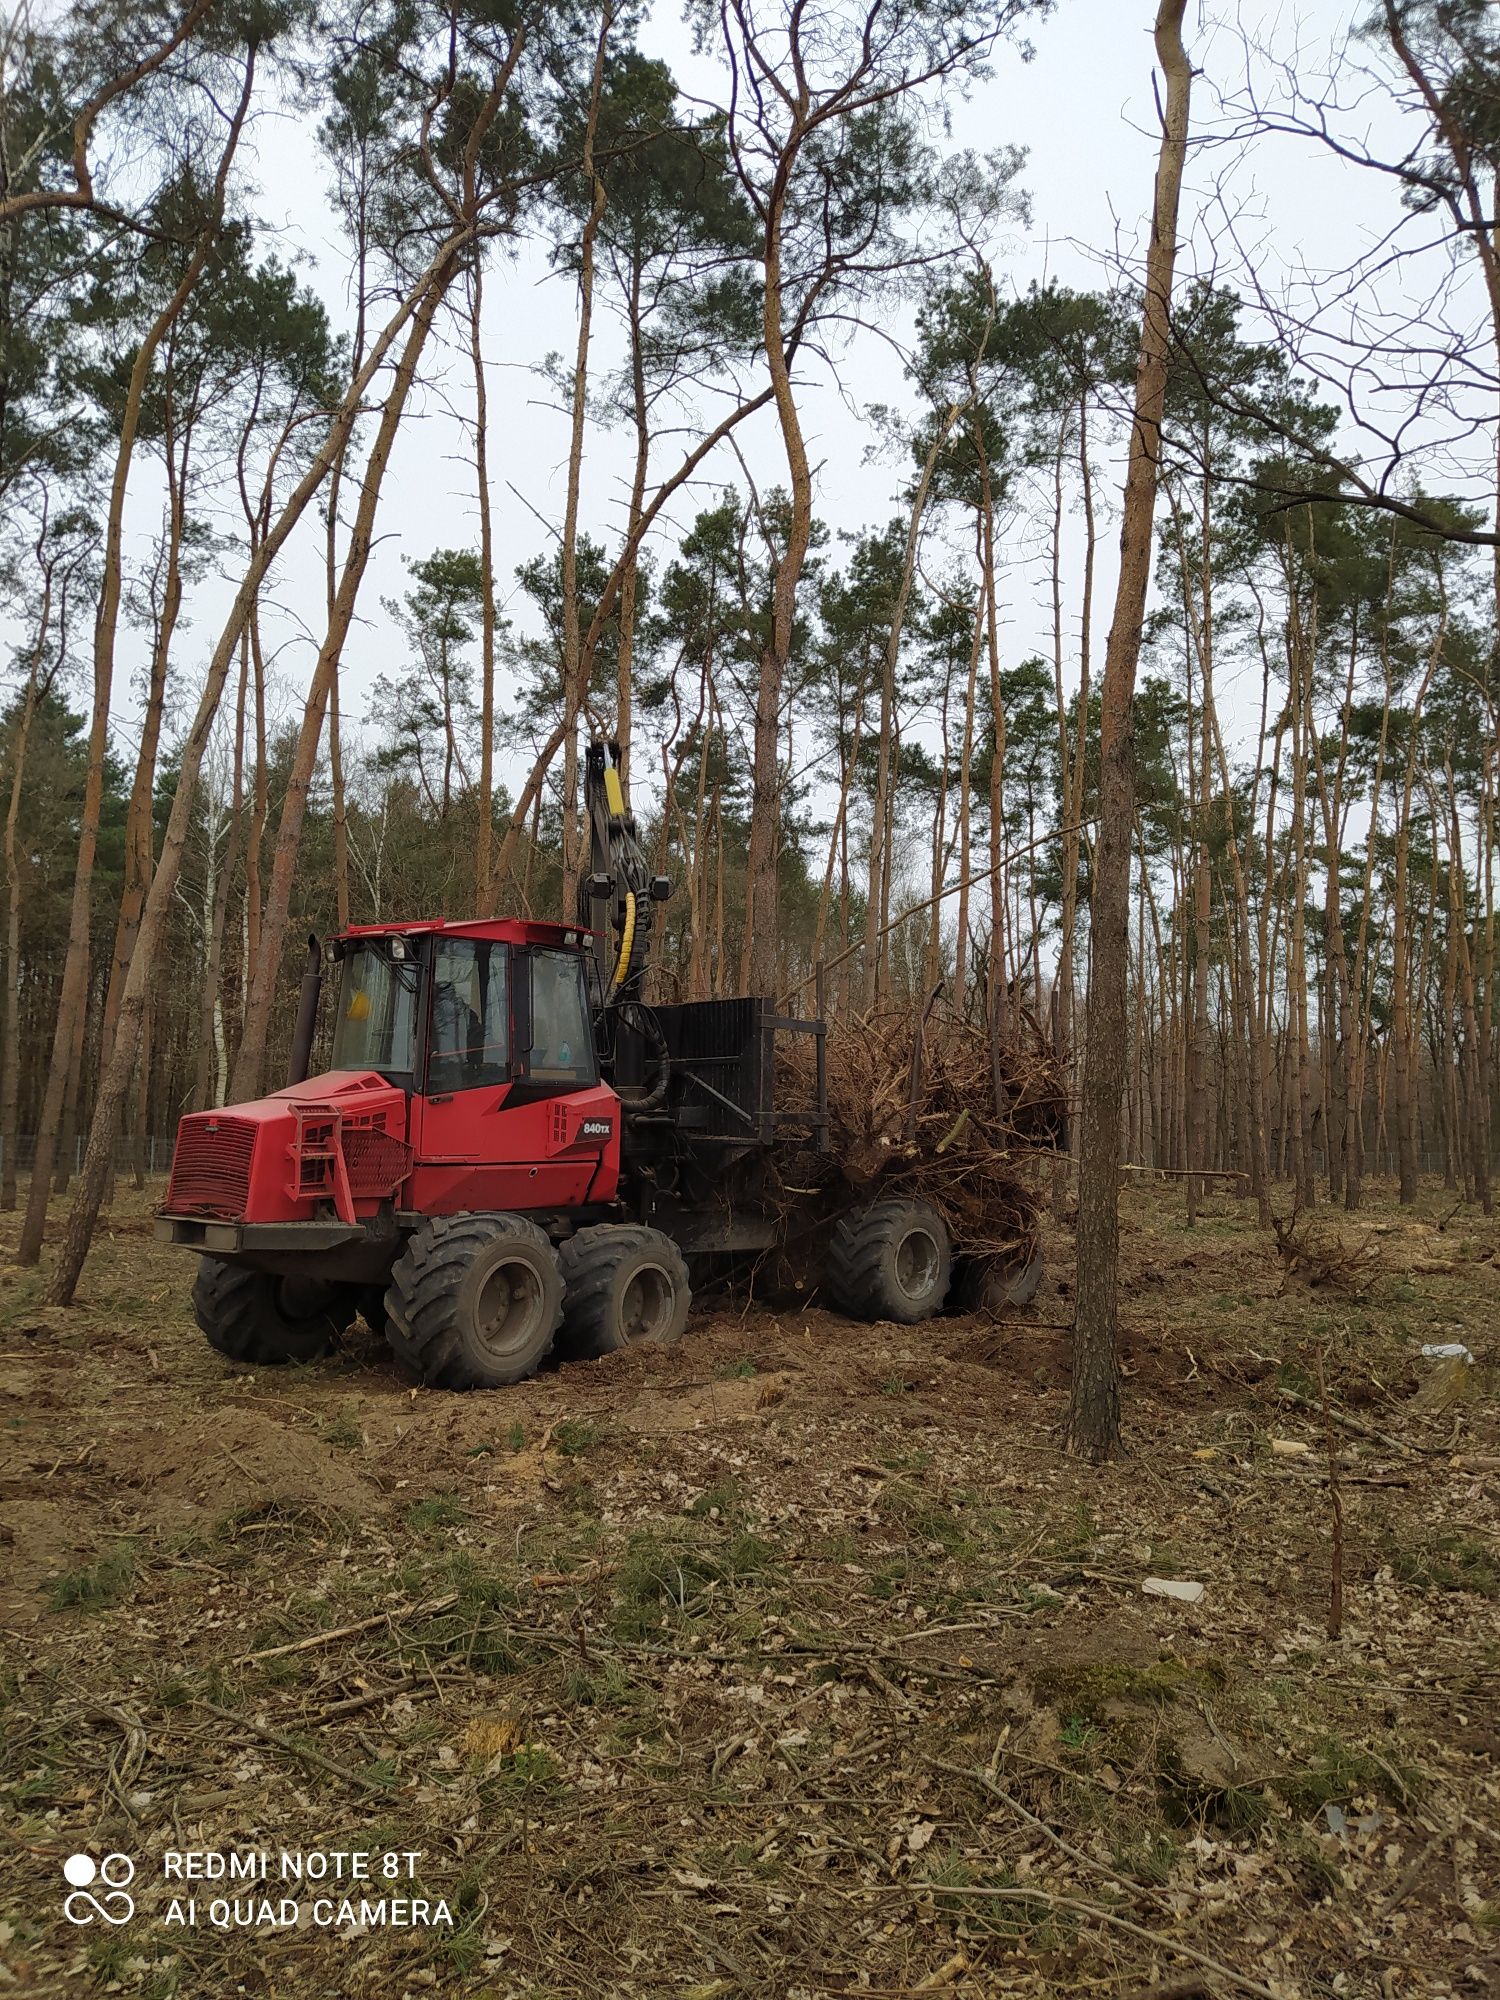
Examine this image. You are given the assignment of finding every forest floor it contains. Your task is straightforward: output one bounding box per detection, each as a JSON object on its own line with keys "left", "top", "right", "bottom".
{"left": 0, "top": 1178, "right": 1497, "bottom": 2000}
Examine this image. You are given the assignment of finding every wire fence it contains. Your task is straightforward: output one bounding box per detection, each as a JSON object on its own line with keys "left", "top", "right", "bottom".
{"left": 1, "top": 1136, "right": 172, "bottom": 1179}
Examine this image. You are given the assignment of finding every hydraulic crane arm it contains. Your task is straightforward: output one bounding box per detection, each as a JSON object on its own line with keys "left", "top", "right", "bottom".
{"left": 582, "top": 740, "right": 670, "bottom": 1004}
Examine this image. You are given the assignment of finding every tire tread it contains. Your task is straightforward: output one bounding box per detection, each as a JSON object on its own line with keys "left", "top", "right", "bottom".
{"left": 824, "top": 1199, "right": 952, "bottom": 1323}
{"left": 557, "top": 1225, "right": 691, "bottom": 1360}
{"left": 384, "top": 1212, "right": 562, "bottom": 1390}
{"left": 192, "top": 1258, "right": 350, "bottom": 1365}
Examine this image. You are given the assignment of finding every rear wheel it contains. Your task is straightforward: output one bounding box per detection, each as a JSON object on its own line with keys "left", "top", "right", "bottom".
{"left": 953, "top": 1244, "right": 1044, "bottom": 1313}
{"left": 193, "top": 1258, "right": 353, "bottom": 1366}
{"left": 557, "top": 1225, "right": 691, "bottom": 1361}
{"left": 825, "top": 1199, "right": 952, "bottom": 1324}
{"left": 385, "top": 1213, "right": 563, "bottom": 1390}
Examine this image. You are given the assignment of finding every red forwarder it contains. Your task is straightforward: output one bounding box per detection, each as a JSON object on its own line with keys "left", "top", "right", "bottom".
{"left": 157, "top": 744, "right": 1019, "bottom": 1390}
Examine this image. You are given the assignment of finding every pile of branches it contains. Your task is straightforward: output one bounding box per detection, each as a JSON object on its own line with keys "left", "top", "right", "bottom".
{"left": 1271, "top": 1207, "right": 1382, "bottom": 1296}
{"left": 780, "top": 1006, "right": 1070, "bottom": 1269}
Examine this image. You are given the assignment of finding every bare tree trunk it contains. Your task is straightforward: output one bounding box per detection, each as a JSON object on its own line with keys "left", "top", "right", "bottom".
{"left": 1183, "top": 470, "right": 1213, "bottom": 1223}
{"left": 469, "top": 259, "right": 497, "bottom": 912}
{"left": 861, "top": 414, "right": 959, "bottom": 1007}
{"left": 1345, "top": 597, "right": 1397, "bottom": 1209}
{"left": 559, "top": 6, "right": 612, "bottom": 914}
{"left": 814, "top": 694, "right": 864, "bottom": 966}
{"left": 746, "top": 91, "right": 832, "bottom": 999}
{"left": 45, "top": 201, "right": 501, "bottom": 1301}
{"left": 1392, "top": 628, "right": 1442, "bottom": 1203}
{"left": 1, "top": 562, "right": 55, "bottom": 1209}
{"left": 978, "top": 446, "right": 1006, "bottom": 1021}
{"left": 1446, "top": 763, "right": 1489, "bottom": 1209}
{"left": 328, "top": 658, "right": 350, "bottom": 931}
{"left": 53, "top": 1008, "right": 85, "bottom": 1195}
{"left": 1068, "top": 0, "right": 1191, "bottom": 1462}
{"left": 1284, "top": 571, "right": 1317, "bottom": 1208}
{"left": 18, "top": 61, "right": 254, "bottom": 1266}
{"left": 952, "top": 547, "right": 985, "bottom": 1001}
{"left": 231, "top": 269, "right": 459, "bottom": 1100}
{"left": 196, "top": 638, "right": 249, "bottom": 1109}
{"left": 615, "top": 256, "right": 652, "bottom": 788}
{"left": 100, "top": 421, "right": 188, "bottom": 1091}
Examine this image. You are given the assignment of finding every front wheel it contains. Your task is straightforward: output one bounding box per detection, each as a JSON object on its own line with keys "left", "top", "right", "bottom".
{"left": 193, "top": 1258, "right": 353, "bottom": 1365}
{"left": 385, "top": 1212, "right": 563, "bottom": 1390}
{"left": 557, "top": 1225, "right": 692, "bottom": 1361}
{"left": 825, "top": 1199, "right": 952, "bottom": 1324}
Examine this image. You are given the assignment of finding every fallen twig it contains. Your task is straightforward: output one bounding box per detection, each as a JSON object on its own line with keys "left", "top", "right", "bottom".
{"left": 235, "top": 1593, "right": 459, "bottom": 1664}
{"left": 530, "top": 1564, "right": 618, "bottom": 1589}
{"left": 1316, "top": 1350, "right": 1344, "bottom": 1640}
{"left": 1383, "top": 1825, "right": 1449, "bottom": 1912}
{"left": 307, "top": 1675, "right": 427, "bottom": 1724}
{"left": 1274, "top": 1387, "right": 1435, "bottom": 1457}
{"left": 927, "top": 1757, "right": 1170, "bottom": 1910}
{"left": 872, "top": 1881, "right": 1285, "bottom": 2000}
{"left": 198, "top": 1699, "right": 392, "bottom": 1794}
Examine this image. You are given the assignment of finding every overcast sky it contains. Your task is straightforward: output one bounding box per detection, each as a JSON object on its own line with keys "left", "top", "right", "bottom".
{"left": 108, "top": 0, "right": 1467, "bottom": 818}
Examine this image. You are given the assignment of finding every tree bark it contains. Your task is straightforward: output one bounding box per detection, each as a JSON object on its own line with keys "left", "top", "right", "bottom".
{"left": 1, "top": 560, "right": 56, "bottom": 1209}
{"left": 1068, "top": 0, "right": 1192, "bottom": 1462}
{"left": 745, "top": 74, "right": 825, "bottom": 998}
{"left": 469, "top": 259, "right": 497, "bottom": 912}
{"left": 861, "top": 412, "right": 959, "bottom": 1007}
{"left": 559, "top": 7, "right": 612, "bottom": 915}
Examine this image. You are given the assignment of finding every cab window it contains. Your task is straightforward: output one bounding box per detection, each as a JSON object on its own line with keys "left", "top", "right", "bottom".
{"left": 332, "top": 943, "right": 419, "bottom": 1079}
{"left": 427, "top": 940, "right": 509, "bottom": 1092}
{"left": 527, "top": 949, "right": 595, "bottom": 1084}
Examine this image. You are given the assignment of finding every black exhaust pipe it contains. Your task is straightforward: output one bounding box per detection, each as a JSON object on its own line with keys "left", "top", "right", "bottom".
{"left": 288, "top": 934, "right": 323, "bottom": 1084}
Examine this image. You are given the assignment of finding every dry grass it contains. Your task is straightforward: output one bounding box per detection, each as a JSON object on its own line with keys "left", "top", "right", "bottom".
{"left": 1, "top": 1175, "right": 1497, "bottom": 1998}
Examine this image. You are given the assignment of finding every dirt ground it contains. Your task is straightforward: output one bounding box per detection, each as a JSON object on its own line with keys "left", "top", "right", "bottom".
{"left": 1, "top": 1177, "right": 1497, "bottom": 2000}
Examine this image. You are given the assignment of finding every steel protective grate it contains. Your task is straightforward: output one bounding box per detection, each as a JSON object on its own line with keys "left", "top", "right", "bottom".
{"left": 341, "top": 1125, "right": 412, "bottom": 1197}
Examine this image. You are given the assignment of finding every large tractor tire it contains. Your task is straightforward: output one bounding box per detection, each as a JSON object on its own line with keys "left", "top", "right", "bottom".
{"left": 825, "top": 1199, "right": 952, "bottom": 1324}
{"left": 193, "top": 1258, "right": 353, "bottom": 1366}
{"left": 557, "top": 1225, "right": 692, "bottom": 1361}
{"left": 953, "top": 1244, "right": 1045, "bottom": 1314}
{"left": 384, "top": 1212, "right": 563, "bottom": 1391}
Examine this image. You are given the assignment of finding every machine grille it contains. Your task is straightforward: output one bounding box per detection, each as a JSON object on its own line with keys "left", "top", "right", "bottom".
{"left": 164, "top": 1114, "right": 257, "bottom": 1220}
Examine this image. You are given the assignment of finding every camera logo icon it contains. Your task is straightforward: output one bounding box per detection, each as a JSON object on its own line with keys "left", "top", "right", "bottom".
{"left": 62, "top": 1853, "right": 136, "bottom": 1925}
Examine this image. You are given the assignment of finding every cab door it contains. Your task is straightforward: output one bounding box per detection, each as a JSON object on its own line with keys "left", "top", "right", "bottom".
{"left": 409, "top": 940, "right": 615, "bottom": 1213}
{"left": 489, "top": 946, "right": 616, "bottom": 1207}
{"left": 410, "top": 938, "right": 514, "bottom": 1190}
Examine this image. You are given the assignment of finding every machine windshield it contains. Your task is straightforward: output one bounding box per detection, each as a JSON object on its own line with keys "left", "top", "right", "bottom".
{"left": 331, "top": 942, "right": 420, "bottom": 1077}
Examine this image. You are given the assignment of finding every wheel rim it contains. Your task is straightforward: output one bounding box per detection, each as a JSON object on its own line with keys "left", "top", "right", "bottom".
{"left": 619, "top": 1263, "right": 675, "bottom": 1343}
{"left": 474, "top": 1256, "right": 545, "bottom": 1359}
{"left": 894, "top": 1228, "right": 941, "bottom": 1302}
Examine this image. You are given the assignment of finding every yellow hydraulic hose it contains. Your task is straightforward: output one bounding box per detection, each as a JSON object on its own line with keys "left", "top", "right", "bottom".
{"left": 612, "top": 890, "right": 637, "bottom": 991}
